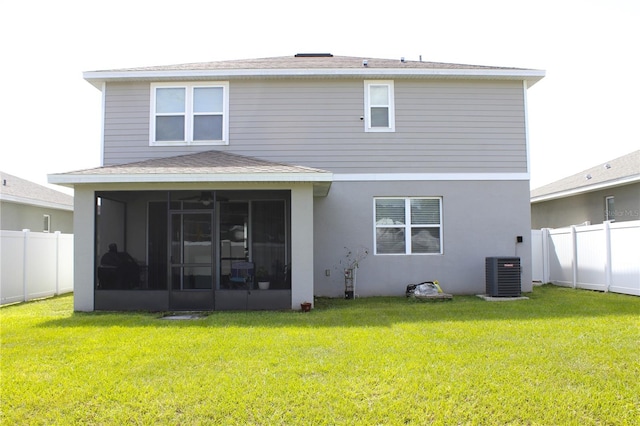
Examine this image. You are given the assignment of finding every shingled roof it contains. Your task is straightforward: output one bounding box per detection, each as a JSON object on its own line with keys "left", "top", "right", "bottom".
{"left": 84, "top": 54, "right": 545, "bottom": 88}
{"left": 48, "top": 151, "right": 333, "bottom": 195}
{"left": 1, "top": 171, "right": 73, "bottom": 210}
{"left": 97, "top": 55, "right": 525, "bottom": 72}
{"left": 531, "top": 150, "right": 640, "bottom": 202}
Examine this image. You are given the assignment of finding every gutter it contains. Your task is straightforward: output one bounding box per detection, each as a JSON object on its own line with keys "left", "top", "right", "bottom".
{"left": 84, "top": 68, "right": 546, "bottom": 89}
{"left": 0, "top": 194, "right": 73, "bottom": 211}
{"left": 531, "top": 175, "right": 640, "bottom": 203}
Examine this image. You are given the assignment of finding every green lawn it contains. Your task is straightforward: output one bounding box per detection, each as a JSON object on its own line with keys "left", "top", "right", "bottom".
{"left": 1, "top": 285, "right": 639, "bottom": 425}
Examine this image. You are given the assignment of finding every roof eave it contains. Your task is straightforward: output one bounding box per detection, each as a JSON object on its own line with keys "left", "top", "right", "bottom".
{"left": 84, "top": 68, "right": 545, "bottom": 89}
{"left": 531, "top": 175, "right": 640, "bottom": 203}
{"left": 0, "top": 193, "right": 73, "bottom": 211}
{"left": 48, "top": 172, "right": 334, "bottom": 195}
{"left": 49, "top": 171, "right": 333, "bottom": 184}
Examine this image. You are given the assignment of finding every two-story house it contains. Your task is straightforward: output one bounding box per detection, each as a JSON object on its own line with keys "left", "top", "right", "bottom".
{"left": 49, "top": 54, "right": 544, "bottom": 312}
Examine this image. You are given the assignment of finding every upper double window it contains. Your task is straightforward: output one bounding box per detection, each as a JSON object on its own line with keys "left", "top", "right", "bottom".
{"left": 364, "top": 80, "right": 395, "bottom": 132}
{"left": 151, "top": 82, "right": 229, "bottom": 145}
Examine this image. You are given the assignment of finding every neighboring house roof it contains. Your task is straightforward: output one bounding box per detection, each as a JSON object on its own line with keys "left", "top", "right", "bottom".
{"left": 48, "top": 151, "right": 333, "bottom": 196}
{"left": 0, "top": 171, "right": 74, "bottom": 210}
{"left": 531, "top": 150, "right": 640, "bottom": 203}
{"left": 84, "top": 54, "right": 545, "bottom": 88}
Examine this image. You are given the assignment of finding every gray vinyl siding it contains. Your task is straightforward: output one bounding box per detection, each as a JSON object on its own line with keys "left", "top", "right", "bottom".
{"left": 103, "top": 79, "right": 527, "bottom": 173}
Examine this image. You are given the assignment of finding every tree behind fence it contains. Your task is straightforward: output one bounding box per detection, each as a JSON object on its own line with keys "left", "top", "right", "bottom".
{"left": 1, "top": 230, "right": 73, "bottom": 305}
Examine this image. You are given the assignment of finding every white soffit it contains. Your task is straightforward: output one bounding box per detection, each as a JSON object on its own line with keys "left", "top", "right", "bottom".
{"left": 84, "top": 68, "right": 545, "bottom": 89}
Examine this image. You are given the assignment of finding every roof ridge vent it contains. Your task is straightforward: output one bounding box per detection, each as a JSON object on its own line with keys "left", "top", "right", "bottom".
{"left": 294, "top": 53, "right": 333, "bottom": 58}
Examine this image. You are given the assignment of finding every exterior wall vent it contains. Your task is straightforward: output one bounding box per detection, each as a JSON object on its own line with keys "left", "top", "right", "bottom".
{"left": 485, "top": 257, "right": 521, "bottom": 297}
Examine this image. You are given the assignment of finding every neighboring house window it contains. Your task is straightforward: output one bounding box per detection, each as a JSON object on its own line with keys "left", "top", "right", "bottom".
{"left": 605, "top": 196, "right": 615, "bottom": 222}
{"left": 364, "top": 80, "right": 395, "bottom": 132}
{"left": 43, "top": 214, "right": 51, "bottom": 233}
{"left": 150, "top": 82, "right": 229, "bottom": 145}
{"left": 374, "top": 197, "right": 442, "bottom": 254}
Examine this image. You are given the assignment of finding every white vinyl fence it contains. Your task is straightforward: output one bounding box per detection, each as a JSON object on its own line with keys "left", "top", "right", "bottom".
{"left": 532, "top": 221, "right": 640, "bottom": 296}
{"left": 1, "top": 230, "right": 73, "bottom": 305}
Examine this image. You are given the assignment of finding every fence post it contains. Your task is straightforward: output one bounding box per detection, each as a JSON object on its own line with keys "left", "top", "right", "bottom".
{"left": 22, "top": 229, "right": 30, "bottom": 302}
{"left": 571, "top": 225, "right": 577, "bottom": 289}
{"left": 55, "top": 231, "right": 61, "bottom": 295}
{"left": 541, "top": 228, "right": 550, "bottom": 283}
{"left": 604, "top": 221, "right": 612, "bottom": 292}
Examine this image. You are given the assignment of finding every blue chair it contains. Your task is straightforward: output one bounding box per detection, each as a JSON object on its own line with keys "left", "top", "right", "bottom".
{"left": 229, "top": 261, "right": 254, "bottom": 289}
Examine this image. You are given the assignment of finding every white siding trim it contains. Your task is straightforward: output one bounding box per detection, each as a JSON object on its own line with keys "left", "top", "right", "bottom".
{"left": 49, "top": 172, "right": 529, "bottom": 186}
{"left": 334, "top": 173, "right": 530, "bottom": 181}
{"left": 100, "top": 82, "right": 106, "bottom": 166}
{"left": 523, "top": 80, "right": 531, "bottom": 174}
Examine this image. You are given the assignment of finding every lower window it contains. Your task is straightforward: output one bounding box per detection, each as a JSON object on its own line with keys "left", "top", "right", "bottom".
{"left": 374, "top": 197, "right": 442, "bottom": 254}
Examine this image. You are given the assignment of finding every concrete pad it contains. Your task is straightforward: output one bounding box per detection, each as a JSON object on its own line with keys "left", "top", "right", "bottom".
{"left": 160, "top": 313, "right": 207, "bottom": 320}
{"left": 476, "top": 294, "right": 529, "bottom": 302}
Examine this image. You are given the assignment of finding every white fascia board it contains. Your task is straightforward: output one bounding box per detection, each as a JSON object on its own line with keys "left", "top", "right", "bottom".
{"left": 334, "top": 172, "right": 530, "bottom": 181}
{"left": 0, "top": 194, "right": 73, "bottom": 211}
{"left": 48, "top": 172, "right": 333, "bottom": 185}
{"left": 84, "top": 68, "right": 545, "bottom": 87}
{"left": 530, "top": 175, "right": 640, "bottom": 203}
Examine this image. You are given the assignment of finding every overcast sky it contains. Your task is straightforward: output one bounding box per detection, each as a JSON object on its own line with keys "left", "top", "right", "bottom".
{"left": 1, "top": 0, "right": 638, "bottom": 194}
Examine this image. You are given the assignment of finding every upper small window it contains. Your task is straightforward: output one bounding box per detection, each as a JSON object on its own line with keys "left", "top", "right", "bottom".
{"left": 364, "top": 80, "right": 395, "bottom": 132}
{"left": 151, "top": 82, "right": 229, "bottom": 146}
{"left": 43, "top": 214, "right": 51, "bottom": 233}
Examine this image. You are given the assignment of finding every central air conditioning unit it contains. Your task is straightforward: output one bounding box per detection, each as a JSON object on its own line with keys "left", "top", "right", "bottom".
{"left": 485, "top": 257, "right": 521, "bottom": 297}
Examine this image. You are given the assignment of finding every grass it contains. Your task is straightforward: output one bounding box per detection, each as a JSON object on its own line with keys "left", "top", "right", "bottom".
{"left": 1, "top": 285, "right": 639, "bottom": 425}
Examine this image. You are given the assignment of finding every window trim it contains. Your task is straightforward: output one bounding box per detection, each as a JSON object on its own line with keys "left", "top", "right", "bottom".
{"left": 605, "top": 195, "right": 615, "bottom": 222}
{"left": 150, "top": 82, "right": 229, "bottom": 146}
{"left": 373, "top": 197, "right": 443, "bottom": 255}
{"left": 364, "top": 80, "right": 395, "bottom": 132}
{"left": 43, "top": 214, "right": 51, "bottom": 233}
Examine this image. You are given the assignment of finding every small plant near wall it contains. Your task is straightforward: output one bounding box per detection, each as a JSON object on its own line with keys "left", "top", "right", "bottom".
{"left": 342, "top": 246, "right": 369, "bottom": 271}
{"left": 339, "top": 246, "right": 369, "bottom": 299}
{"left": 256, "top": 266, "right": 270, "bottom": 290}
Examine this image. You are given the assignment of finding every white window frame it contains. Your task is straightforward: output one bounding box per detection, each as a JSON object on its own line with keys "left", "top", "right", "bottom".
{"left": 605, "top": 196, "right": 615, "bottom": 222}
{"left": 364, "top": 80, "right": 395, "bottom": 132}
{"left": 43, "top": 214, "right": 51, "bottom": 233}
{"left": 150, "top": 82, "right": 229, "bottom": 146}
{"left": 373, "top": 197, "right": 443, "bottom": 255}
